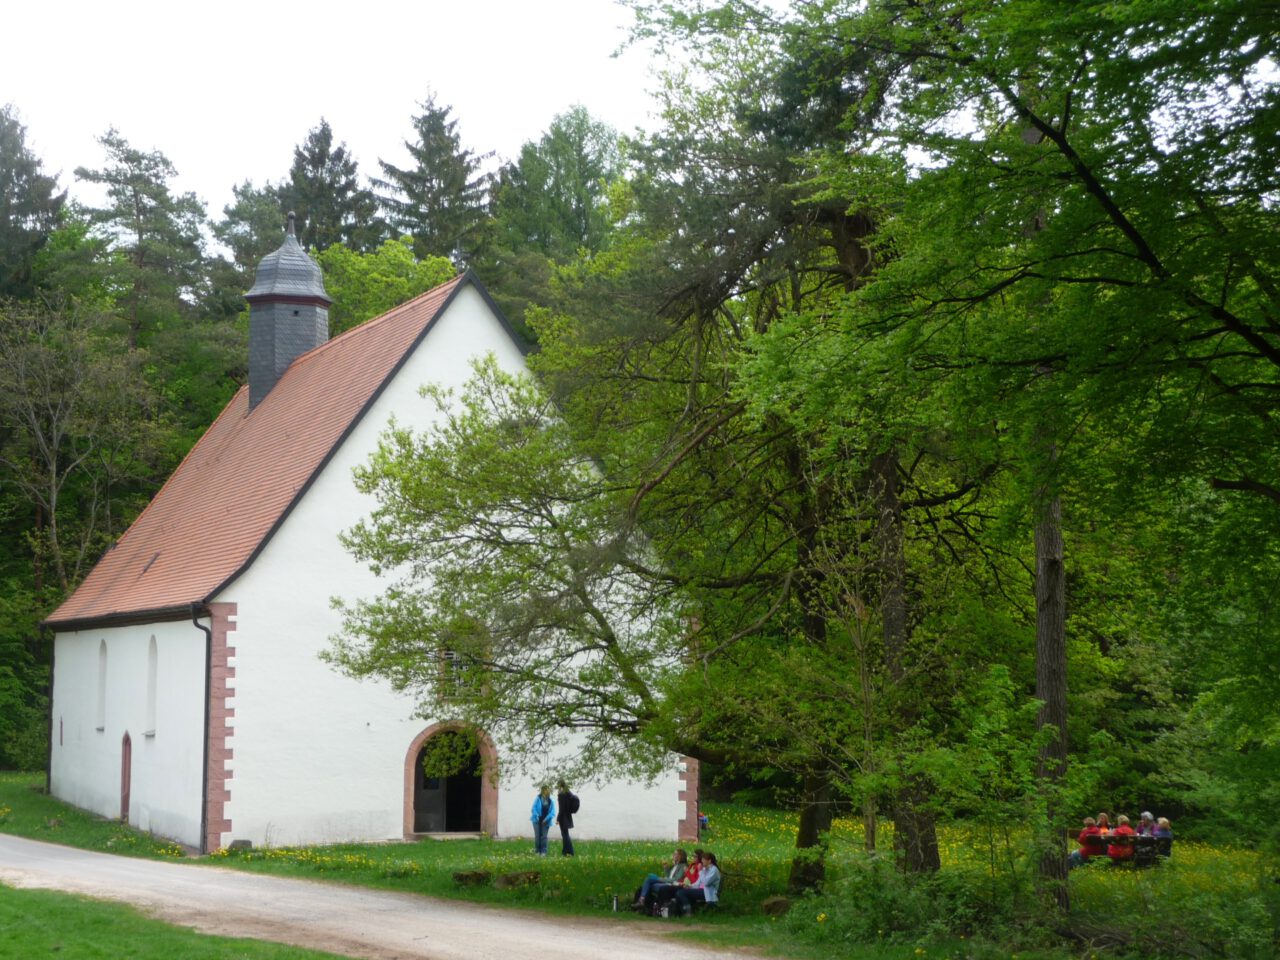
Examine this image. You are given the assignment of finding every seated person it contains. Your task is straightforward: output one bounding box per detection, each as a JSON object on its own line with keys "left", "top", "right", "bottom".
{"left": 633, "top": 848, "right": 688, "bottom": 910}
{"left": 1136, "top": 811, "right": 1157, "bottom": 836}
{"left": 1068, "top": 816, "right": 1105, "bottom": 868}
{"left": 673, "top": 851, "right": 721, "bottom": 915}
{"left": 649, "top": 848, "right": 702, "bottom": 912}
{"left": 1154, "top": 817, "right": 1174, "bottom": 857}
{"left": 1096, "top": 812, "right": 1111, "bottom": 835}
{"left": 1107, "top": 814, "right": 1137, "bottom": 863}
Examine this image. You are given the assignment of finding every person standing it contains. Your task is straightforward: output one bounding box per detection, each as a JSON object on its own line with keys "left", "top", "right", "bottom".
{"left": 530, "top": 785, "right": 556, "bottom": 856}
{"left": 556, "top": 779, "right": 578, "bottom": 856}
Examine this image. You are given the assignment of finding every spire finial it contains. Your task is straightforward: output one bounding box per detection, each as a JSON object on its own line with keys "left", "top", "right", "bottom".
{"left": 286, "top": 210, "right": 297, "bottom": 237}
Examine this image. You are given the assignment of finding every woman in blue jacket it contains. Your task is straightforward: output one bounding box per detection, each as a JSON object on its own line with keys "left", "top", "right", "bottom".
{"left": 530, "top": 785, "right": 556, "bottom": 855}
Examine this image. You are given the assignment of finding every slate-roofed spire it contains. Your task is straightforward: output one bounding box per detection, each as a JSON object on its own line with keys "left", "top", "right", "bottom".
{"left": 246, "top": 212, "right": 332, "bottom": 411}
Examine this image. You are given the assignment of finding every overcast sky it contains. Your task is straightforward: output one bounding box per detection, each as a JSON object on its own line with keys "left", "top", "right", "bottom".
{"left": 3, "top": 0, "right": 663, "bottom": 219}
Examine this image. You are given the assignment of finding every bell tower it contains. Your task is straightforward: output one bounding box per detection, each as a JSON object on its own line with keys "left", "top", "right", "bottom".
{"left": 245, "top": 212, "right": 332, "bottom": 411}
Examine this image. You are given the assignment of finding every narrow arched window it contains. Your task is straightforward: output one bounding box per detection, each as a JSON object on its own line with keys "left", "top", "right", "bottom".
{"left": 96, "top": 639, "right": 107, "bottom": 731}
{"left": 145, "top": 636, "right": 158, "bottom": 736}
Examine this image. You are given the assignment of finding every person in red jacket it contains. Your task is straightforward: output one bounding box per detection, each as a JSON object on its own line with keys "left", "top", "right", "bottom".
{"left": 1107, "top": 814, "right": 1137, "bottom": 863}
{"left": 1068, "top": 816, "right": 1105, "bottom": 869}
{"left": 649, "top": 848, "right": 702, "bottom": 914}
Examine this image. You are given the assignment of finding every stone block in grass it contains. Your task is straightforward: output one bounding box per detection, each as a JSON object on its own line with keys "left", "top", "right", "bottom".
{"left": 493, "top": 870, "right": 540, "bottom": 889}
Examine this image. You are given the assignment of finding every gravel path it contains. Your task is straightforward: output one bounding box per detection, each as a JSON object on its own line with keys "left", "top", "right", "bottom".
{"left": 0, "top": 834, "right": 732, "bottom": 960}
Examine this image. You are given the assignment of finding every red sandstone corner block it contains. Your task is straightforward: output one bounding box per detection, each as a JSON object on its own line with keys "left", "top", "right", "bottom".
{"left": 678, "top": 756, "right": 700, "bottom": 840}
{"left": 204, "top": 603, "right": 237, "bottom": 853}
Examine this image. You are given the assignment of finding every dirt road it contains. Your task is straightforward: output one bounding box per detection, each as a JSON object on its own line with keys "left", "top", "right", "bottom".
{"left": 0, "top": 834, "right": 730, "bottom": 960}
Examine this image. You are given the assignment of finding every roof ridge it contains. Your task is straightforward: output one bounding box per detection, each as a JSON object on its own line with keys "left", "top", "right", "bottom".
{"left": 288, "top": 273, "right": 466, "bottom": 369}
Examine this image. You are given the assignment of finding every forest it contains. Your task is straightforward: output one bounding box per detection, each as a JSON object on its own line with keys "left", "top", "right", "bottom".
{"left": 1, "top": 0, "right": 1277, "bottom": 948}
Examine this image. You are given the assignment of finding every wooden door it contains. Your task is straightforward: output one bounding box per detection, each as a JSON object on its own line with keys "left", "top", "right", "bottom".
{"left": 120, "top": 732, "right": 132, "bottom": 822}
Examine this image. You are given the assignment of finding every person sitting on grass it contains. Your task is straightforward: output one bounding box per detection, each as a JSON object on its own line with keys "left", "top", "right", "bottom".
{"left": 1068, "top": 816, "right": 1105, "bottom": 869}
{"left": 633, "top": 848, "right": 688, "bottom": 911}
{"left": 673, "top": 851, "right": 721, "bottom": 916}
{"left": 1107, "top": 814, "right": 1137, "bottom": 864}
{"left": 650, "top": 848, "right": 702, "bottom": 914}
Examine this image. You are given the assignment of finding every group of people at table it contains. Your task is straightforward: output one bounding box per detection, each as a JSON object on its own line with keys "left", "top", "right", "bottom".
{"left": 1068, "top": 811, "right": 1174, "bottom": 868}
{"left": 631, "top": 848, "right": 722, "bottom": 916}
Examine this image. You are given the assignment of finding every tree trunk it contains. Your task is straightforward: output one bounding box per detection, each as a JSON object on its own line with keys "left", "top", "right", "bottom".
{"left": 872, "top": 449, "right": 941, "bottom": 873}
{"left": 788, "top": 772, "right": 834, "bottom": 893}
{"left": 1035, "top": 492, "right": 1069, "bottom": 908}
{"left": 894, "top": 782, "right": 942, "bottom": 873}
{"left": 33, "top": 502, "right": 44, "bottom": 593}
{"left": 1020, "top": 91, "right": 1071, "bottom": 906}
{"left": 863, "top": 797, "right": 877, "bottom": 853}
{"left": 782, "top": 435, "right": 838, "bottom": 893}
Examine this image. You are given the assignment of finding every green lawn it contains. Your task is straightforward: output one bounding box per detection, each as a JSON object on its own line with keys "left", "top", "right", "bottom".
{"left": 2, "top": 772, "right": 1274, "bottom": 959}
{"left": 0, "top": 884, "right": 355, "bottom": 960}
{"left": 0, "top": 772, "right": 186, "bottom": 860}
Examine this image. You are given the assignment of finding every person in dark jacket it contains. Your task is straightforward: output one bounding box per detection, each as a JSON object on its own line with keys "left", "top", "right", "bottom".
{"left": 555, "top": 779, "right": 577, "bottom": 856}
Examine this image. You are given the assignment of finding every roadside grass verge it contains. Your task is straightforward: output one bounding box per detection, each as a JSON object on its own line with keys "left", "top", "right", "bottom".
{"left": 3, "top": 772, "right": 1273, "bottom": 958}
{"left": 0, "top": 883, "right": 354, "bottom": 959}
{"left": 0, "top": 772, "right": 185, "bottom": 859}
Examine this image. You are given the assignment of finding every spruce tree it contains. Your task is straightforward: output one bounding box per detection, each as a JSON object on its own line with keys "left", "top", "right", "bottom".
{"left": 0, "top": 104, "right": 66, "bottom": 299}
{"left": 278, "top": 119, "right": 383, "bottom": 253}
{"left": 374, "top": 95, "right": 491, "bottom": 263}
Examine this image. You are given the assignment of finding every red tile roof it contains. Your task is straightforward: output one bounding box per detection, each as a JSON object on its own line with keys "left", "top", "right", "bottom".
{"left": 46, "top": 274, "right": 473, "bottom": 629}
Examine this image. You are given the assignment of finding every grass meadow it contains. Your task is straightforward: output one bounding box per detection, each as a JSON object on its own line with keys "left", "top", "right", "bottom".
{"left": 2, "top": 772, "right": 1275, "bottom": 959}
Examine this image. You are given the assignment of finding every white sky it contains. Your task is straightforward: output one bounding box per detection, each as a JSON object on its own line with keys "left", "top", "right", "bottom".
{"left": 2, "top": 0, "right": 664, "bottom": 218}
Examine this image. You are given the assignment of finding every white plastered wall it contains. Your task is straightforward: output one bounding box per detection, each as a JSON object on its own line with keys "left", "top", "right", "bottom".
{"left": 215, "top": 285, "right": 685, "bottom": 848}
{"left": 50, "top": 619, "right": 207, "bottom": 846}
{"left": 494, "top": 751, "right": 688, "bottom": 843}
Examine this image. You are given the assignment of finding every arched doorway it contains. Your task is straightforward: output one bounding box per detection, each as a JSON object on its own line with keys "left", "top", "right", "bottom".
{"left": 403, "top": 723, "right": 498, "bottom": 837}
{"left": 120, "top": 732, "right": 132, "bottom": 822}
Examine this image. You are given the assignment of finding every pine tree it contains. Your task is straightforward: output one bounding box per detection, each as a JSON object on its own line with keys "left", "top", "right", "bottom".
{"left": 75, "top": 128, "right": 206, "bottom": 351}
{"left": 215, "top": 179, "right": 286, "bottom": 276}
{"left": 374, "top": 95, "right": 492, "bottom": 263}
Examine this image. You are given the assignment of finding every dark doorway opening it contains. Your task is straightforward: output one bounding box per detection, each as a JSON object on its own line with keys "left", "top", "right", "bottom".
{"left": 413, "top": 734, "right": 481, "bottom": 833}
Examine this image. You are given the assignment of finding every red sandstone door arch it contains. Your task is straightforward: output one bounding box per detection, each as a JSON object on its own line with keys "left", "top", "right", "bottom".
{"left": 120, "top": 732, "right": 132, "bottom": 822}
{"left": 404, "top": 723, "right": 498, "bottom": 838}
